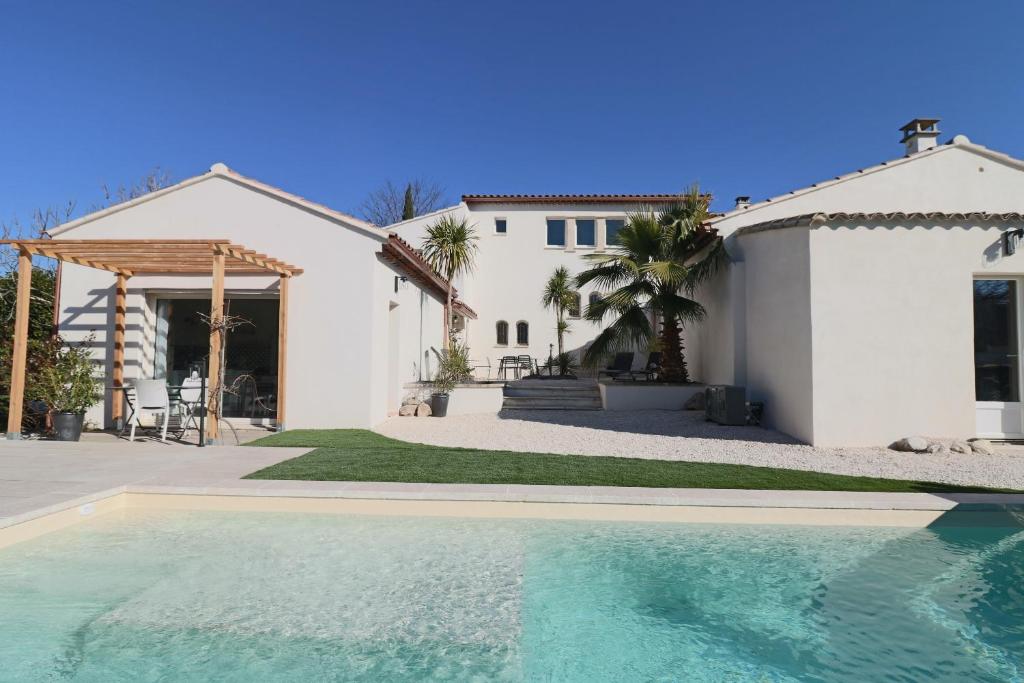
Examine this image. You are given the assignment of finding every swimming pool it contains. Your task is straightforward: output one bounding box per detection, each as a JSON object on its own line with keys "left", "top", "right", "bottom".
{"left": 0, "top": 510, "right": 1021, "bottom": 681}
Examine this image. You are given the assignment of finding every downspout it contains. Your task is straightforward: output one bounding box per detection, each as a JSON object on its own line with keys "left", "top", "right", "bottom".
{"left": 418, "top": 289, "right": 425, "bottom": 381}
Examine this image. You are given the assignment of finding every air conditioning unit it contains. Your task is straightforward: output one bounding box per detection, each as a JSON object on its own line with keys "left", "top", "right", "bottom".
{"left": 705, "top": 385, "right": 746, "bottom": 425}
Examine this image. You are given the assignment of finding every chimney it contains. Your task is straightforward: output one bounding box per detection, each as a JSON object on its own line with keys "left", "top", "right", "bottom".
{"left": 900, "top": 118, "right": 940, "bottom": 154}
{"left": 734, "top": 196, "right": 751, "bottom": 211}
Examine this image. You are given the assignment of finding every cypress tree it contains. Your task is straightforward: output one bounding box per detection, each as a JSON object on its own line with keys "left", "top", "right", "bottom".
{"left": 402, "top": 184, "right": 415, "bottom": 220}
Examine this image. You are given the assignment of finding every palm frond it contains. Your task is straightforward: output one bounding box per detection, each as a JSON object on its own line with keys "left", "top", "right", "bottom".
{"left": 581, "top": 305, "right": 653, "bottom": 367}
{"left": 420, "top": 215, "right": 479, "bottom": 282}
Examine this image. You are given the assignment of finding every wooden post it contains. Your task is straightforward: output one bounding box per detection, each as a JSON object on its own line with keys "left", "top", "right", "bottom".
{"left": 111, "top": 273, "right": 128, "bottom": 429}
{"left": 6, "top": 249, "right": 32, "bottom": 439}
{"left": 276, "top": 275, "right": 288, "bottom": 431}
{"left": 206, "top": 249, "right": 225, "bottom": 444}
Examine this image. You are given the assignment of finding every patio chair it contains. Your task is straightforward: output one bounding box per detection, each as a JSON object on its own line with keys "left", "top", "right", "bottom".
{"left": 498, "top": 355, "right": 520, "bottom": 380}
{"left": 116, "top": 385, "right": 137, "bottom": 437}
{"left": 517, "top": 355, "right": 535, "bottom": 377}
{"left": 598, "top": 352, "right": 634, "bottom": 380}
{"left": 129, "top": 379, "right": 171, "bottom": 443}
{"left": 175, "top": 376, "right": 205, "bottom": 438}
{"left": 629, "top": 352, "right": 663, "bottom": 381}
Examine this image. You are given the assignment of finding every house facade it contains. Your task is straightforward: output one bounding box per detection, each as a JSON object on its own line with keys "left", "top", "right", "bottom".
{"left": 49, "top": 164, "right": 469, "bottom": 430}
{"left": 390, "top": 195, "right": 677, "bottom": 371}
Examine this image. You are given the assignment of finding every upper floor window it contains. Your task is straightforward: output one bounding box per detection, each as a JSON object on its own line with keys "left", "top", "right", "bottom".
{"left": 495, "top": 218, "right": 507, "bottom": 234}
{"left": 546, "top": 219, "right": 566, "bottom": 247}
{"left": 568, "top": 293, "right": 582, "bottom": 318}
{"left": 496, "top": 320, "right": 509, "bottom": 346}
{"left": 576, "top": 219, "right": 595, "bottom": 247}
{"left": 606, "top": 218, "right": 625, "bottom": 245}
{"left": 516, "top": 321, "right": 529, "bottom": 345}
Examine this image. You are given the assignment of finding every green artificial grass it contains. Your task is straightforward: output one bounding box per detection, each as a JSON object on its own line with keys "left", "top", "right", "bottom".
{"left": 243, "top": 429, "right": 1012, "bottom": 493}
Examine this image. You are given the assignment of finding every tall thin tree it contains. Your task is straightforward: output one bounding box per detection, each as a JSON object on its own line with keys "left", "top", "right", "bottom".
{"left": 421, "top": 215, "right": 479, "bottom": 349}
{"left": 402, "top": 184, "right": 415, "bottom": 221}
{"left": 541, "top": 266, "right": 577, "bottom": 358}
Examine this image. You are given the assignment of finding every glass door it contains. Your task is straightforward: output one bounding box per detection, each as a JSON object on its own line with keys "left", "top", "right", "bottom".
{"left": 974, "top": 279, "right": 1024, "bottom": 437}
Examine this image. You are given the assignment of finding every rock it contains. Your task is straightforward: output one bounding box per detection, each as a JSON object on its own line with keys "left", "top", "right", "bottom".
{"left": 926, "top": 443, "right": 947, "bottom": 454}
{"left": 970, "top": 439, "right": 996, "bottom": 455}
{"left": 683, "top": 392, "right": 706, "bottom": 411}
{"left": 398, "top": 404, "right": 417, "bottom": 416}
{"left": 890, "top": 436, "right": 930, "bottom": 453}
{"left": 949, "top": 441, "right": 972, "bottom": 454}
{"left": 401, "top": 396, "right": 420, "bottom": 406}
{"left": 415, "top": 402, "right": 432, "bottom": 417}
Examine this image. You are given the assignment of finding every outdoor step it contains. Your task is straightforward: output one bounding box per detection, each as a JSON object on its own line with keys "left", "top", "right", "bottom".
{"left": 503, "top": 387, "right": 601, "bottom": 398}
{"left": 501, "top": 397, "right": 603, "bottom": 409}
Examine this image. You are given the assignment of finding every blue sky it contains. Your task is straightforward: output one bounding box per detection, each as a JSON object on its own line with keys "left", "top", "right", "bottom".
{"left": 2, "top": 0, "right": 1023, "bottom": 225}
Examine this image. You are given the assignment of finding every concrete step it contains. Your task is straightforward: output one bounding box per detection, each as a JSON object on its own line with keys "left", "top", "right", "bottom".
{"left": 502, "top": 397, "right": 603, "bottom": 410}
{"left": 504, "top": 387, "right": 600, "bottom": 398}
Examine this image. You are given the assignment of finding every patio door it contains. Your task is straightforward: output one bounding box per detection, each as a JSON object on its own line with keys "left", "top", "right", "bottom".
{"left": 974, "top": 278, "right": 1024, "bottom": 437}
{"left": 154, "top": 297, "right": 279, "bottom": 422}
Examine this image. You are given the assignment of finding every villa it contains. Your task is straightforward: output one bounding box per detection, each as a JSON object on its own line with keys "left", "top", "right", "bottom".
{"left": 15, "top": 118, "right": 1024, "bottom": 447}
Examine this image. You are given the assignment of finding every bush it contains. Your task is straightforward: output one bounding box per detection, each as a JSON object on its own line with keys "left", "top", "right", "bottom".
{"left": 0, "top": 336, "right": 61, "bottom": 433}
{"left": 35, "top": 335, "right": 101, "bottom": 414}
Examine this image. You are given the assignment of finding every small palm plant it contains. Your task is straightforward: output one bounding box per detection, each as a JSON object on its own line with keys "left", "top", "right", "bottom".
{"left": 421, "top": 215, "right": 479, "bottom": 349}
{"left": 576, "top": 185, "right": 726, "bottom": 382}
{"left": 541, "top": 266, "right": 578, "bottom": 360}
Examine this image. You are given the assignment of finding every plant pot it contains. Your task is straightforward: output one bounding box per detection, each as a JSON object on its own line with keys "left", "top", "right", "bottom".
{"left": 51, "top": 412, "right": 85, "bottom": 442}
{"left": 431, "top": 393, "right": 450, "bottom": 417}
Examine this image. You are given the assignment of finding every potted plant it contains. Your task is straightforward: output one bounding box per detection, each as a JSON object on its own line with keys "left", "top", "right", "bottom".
{"left": 431, "top": 340, "right": 471, "bottom": 417}
{"left": 36, "top": 336, "right": 101, "bottom": 441}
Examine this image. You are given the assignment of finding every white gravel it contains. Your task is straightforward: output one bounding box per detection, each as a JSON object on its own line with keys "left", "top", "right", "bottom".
{"left": 375, "top": 410, "right": 1024, "bottom": 490}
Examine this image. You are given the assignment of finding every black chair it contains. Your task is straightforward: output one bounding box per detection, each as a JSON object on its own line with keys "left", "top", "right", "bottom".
{"left": 598, "top": 352, "right": 634, "bottom": 380}
{"left": 629, "top": 352, "right": 663, "bottom": 381}
{"left": 498, "top": 355, "right": 520, "bottom": 380}
{"left": 517, "top": 355, "right": 535, "bottom": 377}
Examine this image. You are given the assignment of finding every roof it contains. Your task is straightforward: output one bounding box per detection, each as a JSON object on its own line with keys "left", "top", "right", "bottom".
{"left": 734, "top": 211, "right": 1024, "bottom": 237}
{"left": 710, "top": 136, "right": 1024, "bottom": 224}
{"left": 49, "top": 163, "right": 385, "bottom": 239}
{"left": 384, "top": 204, "right": 463, "bottom": 230}
{"left": 378, "top": 234, "right": 476, "bottom": 319}
{"left": 462, "top": 194, "right": 686, "bottom": 205}
{"left": 1, "top": 239, "right": 303, "bottom": 277}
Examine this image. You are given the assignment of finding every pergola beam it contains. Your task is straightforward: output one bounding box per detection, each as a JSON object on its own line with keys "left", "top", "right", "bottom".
{"left": 5, "top": 249, "right": 32, "bottom": 438}
{"left": 277, "top": 275, "right": 289, "bottom": 430}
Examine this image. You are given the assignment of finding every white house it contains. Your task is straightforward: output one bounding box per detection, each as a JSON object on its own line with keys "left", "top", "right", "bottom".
{"left": 47, "top": 164, "right": 471, "bottom": 431}
{"left": 693, "top": 119, "right": 1024, "bottom": 446}
{"left": 390, "top": 194, "right": 677, "bottom": 371}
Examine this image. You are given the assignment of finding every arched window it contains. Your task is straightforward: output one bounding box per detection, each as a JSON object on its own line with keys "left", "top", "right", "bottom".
{"left": 588, "top": 291, "right": 602, "bottom": 308}
{"left": 496, "top": 320, "right": 509, "bottom": 346}
{"left": 516, "top": 321, "right": 529, "bottom": 346}
{"left": 567, "top": 292, "right": 581, "bottom": 318}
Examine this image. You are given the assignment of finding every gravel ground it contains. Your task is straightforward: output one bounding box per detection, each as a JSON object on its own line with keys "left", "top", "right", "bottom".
{"left": 375, "top": 410, "right": 1024, "bottom": 490}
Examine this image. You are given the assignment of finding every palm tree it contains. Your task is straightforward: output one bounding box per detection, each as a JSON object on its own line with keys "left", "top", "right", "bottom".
{"left": 576, "top": 185, "right": 725, "bottom": 382}
{"left": 421, "top": 215, "right": 479, "bottom": 349}
{"left": 541, "top": 266, "right": 577, "bottom": 358}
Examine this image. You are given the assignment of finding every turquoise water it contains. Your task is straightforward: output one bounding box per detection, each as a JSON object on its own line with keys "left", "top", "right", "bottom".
{"left": 0, "top": 511, "right": 1022, "bottom": 682}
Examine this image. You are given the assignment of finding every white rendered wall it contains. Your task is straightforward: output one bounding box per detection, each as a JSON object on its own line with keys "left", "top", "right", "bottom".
{"left": 808, "top": 219, "right": 1024, "bottom": 446}
{"left": 56, "top": 175, "right": 446, "bottom": 430}
{"left": 738, "top": 227, "right": 815, "bottom": 443}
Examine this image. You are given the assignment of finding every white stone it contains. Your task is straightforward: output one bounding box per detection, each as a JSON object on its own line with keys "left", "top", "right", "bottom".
{"left": 970, "top": 439, "right": 996, "bottom": 456}
{"left": 890, "top": 436, "right": 929, "bottom": 453}
{"left": 415, "top": 403, "right": 432, "bottom": 417}
{"left": 949, "top": 441, "right": 972, "bottom": 454}
{"left": 398, "top": 404, "right": 417, "bottom": 416}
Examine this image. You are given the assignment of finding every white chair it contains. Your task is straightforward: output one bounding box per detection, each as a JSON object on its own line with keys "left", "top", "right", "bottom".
{"left": 129, "top": 380, "right": 170, "bottom": 442}
{"left": 177, "top": 376, "right": 205, "bottom": 437}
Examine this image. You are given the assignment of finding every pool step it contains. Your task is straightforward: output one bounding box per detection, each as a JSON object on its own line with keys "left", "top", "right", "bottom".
{"left": 501, "top": 380, "right": 603, "bottom": 411}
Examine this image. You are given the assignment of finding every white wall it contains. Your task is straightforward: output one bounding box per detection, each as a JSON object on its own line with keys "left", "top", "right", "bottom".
{"left": 738, "top": 227, "right": 815, "bottom": 443}
{"left": 808, "top": 218, "right": 1024, "bottom": 446}
{"left": 56, "top": 174, "right": 448, "bottom": 430}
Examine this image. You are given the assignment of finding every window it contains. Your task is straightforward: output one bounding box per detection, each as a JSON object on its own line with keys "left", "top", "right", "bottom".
{"left": 588, "top": 291, "right": 602, "bottom": 308}
{"left": 546, "top": 219, "right": 566, "bottom": 247}
{"left": 974, "top": 280, "right": 1019, "bottom": 401}
{"left": 567, "top": 293, "right": 581, "bottom": 318}
{"left": 496, "top": 320, "right": 509, "bottom": 346}
{"left": 606, "top": 218, "right": 625, "bottom": 245}
{"left": 516, "top": 321, "right": 529, "bottom": 345}
{"left": 576, "top": 219, "right": 595, "bottom": 247}
{"left": 495, "top": 218, "right": 507, "bottom": 234}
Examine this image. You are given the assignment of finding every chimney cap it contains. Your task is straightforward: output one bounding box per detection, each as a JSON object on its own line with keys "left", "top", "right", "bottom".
{"left": 899, "top": 118, "right": 941, "bottom": 142}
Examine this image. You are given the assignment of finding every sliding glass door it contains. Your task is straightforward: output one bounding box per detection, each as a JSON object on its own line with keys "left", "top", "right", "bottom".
{"left": 154, "top": 297, "right": 279, "bottom": 420}
{"left": 974, "top": 279, "right": 1024, "bottom": 437}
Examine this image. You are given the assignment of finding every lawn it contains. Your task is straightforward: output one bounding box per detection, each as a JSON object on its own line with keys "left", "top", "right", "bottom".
{"left": 244, "top": 429, "right": 1011, "bottom": 493}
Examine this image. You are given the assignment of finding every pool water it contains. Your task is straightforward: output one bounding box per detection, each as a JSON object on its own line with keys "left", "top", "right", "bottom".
{"left": 0, "top": 510, "right": 1022, "bottom": 682}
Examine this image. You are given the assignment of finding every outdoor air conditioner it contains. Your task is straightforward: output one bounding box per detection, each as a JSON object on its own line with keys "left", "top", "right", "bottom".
{"left": 705, "top": 385, "right": 746, "bottom": 426}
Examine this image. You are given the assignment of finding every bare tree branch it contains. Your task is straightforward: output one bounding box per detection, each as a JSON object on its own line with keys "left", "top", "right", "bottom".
{"left": 358, "top": 178, "right": 448, "bottom": 226}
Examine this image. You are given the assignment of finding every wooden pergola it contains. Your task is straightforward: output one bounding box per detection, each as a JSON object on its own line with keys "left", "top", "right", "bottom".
{"left": 2, "top": 239, "right": 303, "bottom": 443}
